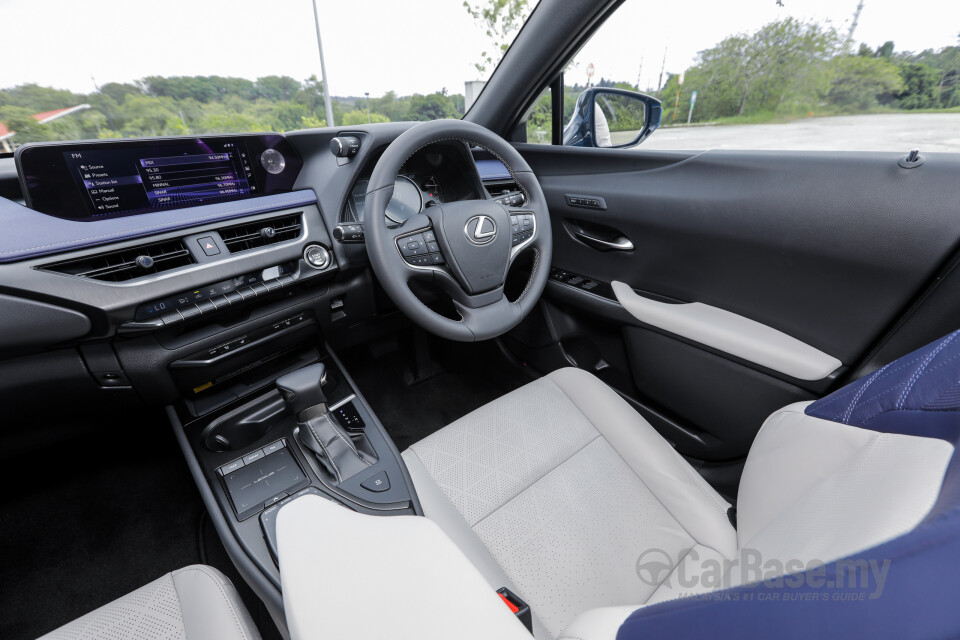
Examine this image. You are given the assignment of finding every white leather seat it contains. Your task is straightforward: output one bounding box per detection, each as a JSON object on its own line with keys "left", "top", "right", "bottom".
{"left": 38, "top": 564, "right": 261, "bottom": 640}
{"left": 402, "top": 367, "right": 954, "bottom": 640}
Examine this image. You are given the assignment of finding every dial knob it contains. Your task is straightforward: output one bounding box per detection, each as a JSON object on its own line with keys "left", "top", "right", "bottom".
{"left": 303, "top": 244, "right": 331, "bottom": 270}
{"left": 260, "top": 148, "right": 286, "bottom": 174}
{"left": 330, "top": 136, "right": 360, "bottom": 157}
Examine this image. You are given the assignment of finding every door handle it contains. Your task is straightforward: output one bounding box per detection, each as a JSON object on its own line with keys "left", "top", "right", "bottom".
{"left": 572, "top": 229, "right": 634, "bottom": 251}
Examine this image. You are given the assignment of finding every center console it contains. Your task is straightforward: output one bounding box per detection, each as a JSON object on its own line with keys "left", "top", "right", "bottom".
{"left": 170, "top": 341, "right": 422, "bottom": 596}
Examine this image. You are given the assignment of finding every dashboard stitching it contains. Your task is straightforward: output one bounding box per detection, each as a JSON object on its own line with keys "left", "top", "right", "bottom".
{"left": 0, "top": 191, "right": 316, "bottom": 259}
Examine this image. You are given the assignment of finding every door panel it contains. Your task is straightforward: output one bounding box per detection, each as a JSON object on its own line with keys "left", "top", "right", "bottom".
{"left": 513, "top": 144, "right": 960, "bottom": 463}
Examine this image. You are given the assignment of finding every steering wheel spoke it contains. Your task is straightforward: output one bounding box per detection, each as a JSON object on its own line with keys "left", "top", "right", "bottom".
{"left": 507, "top": 209, "right": 537, "bottom": 263}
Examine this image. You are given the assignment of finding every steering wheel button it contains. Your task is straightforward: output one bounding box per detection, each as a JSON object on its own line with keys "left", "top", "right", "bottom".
{"left": 512, "top": 235, "right": 521, "bottom": 247}
{"left": 426, "top": 241, "right": 439, "bottom": 253}
{"left": 428, "top": 253, "right": 445, "bottom": 265}
{"left": 422, "top": 230, "right": 437, "bottom": 243}
{"left": 521, "top": 216, "right": 533, "bottom": 229}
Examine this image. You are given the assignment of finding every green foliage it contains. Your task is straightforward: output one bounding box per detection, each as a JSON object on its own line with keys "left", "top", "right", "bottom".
{"left": 827, "top": 56, "right": 904, "bottom": 112}
{"left": 0, "top": 72, "right": 467, "bottom": 147}
{"left": 895, "top": 61, "right": 941, "bottom": 109}
{"left": 341, "top": 109, "right": 390, "bottom": 125}
{"left": 463, "top": 0, "right": 529, "bottom": 74}
{"left": 408, "top": 93, "right": 459, "bottom": 121}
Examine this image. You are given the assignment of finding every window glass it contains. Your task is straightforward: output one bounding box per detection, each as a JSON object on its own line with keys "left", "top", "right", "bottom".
{"left": 0, "top": 0, "right": 539, "bottom": 151}
{"left": 562, "top": 0, "right": 960, "bottom": 151}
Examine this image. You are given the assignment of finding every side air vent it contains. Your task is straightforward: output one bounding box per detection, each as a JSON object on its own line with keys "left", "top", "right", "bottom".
{"left": 42, "top": 240, "right": 195, "bottom": 282}
{"left": 218, "top": 213, "right": 303, "bottom": 254}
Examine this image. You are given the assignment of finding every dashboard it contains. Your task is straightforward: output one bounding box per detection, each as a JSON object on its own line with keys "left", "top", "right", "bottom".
{"left": 17, "top": 134, "right": 301, "bottom": 220}
{"left": 0, "top": 126, "right": 526, "bottom": 388}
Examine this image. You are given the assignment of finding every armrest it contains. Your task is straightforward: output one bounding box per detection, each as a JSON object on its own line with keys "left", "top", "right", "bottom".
{"left": 276, "top": 495, "right": 531, "bottom": 640}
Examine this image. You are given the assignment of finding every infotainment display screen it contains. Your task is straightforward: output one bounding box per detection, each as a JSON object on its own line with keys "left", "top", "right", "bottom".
{"left": 16, "top": 134, "right": 302, "bottom": 221}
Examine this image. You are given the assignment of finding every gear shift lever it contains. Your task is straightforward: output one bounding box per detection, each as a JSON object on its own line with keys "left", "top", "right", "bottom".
{"left": 276, "top": 363, "right": 372, "bottom": 483}
{"left": 276, "top": 363, "right": 328, "bottom": 422}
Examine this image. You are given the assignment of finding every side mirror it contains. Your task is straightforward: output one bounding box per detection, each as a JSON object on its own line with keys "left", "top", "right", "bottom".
{"left": 562, "top": 88, "right": 662, "bottom": 148}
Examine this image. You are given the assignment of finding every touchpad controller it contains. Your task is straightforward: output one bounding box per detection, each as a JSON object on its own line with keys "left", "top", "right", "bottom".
{"left": 220, "top": 441, "right": 308, "bottom": 519}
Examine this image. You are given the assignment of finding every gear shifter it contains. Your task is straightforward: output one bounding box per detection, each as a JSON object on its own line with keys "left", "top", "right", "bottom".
{"left": 276, "top": 363, "right": 329, "bottom": 422}
{"left": 277, "top": 364, "right": 372, "bottom": 483}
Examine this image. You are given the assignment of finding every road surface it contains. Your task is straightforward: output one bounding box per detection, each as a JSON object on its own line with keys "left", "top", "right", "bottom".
{"left": 639, "top": 113, "right": 960, "bottom": 152}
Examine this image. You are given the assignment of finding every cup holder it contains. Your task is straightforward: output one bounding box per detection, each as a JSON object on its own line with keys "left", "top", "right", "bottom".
{"left": 202, "top": 391, "right": 289, "bottom": 452}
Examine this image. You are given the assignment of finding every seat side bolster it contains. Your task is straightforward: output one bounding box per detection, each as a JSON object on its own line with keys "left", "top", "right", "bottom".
{"left": 172, "top": 565, "right": 262, "bottom": 640}
{"left": 548, "top": 367, "right": 737, "bottom": 558}
{"left": 402, "top": 449, "right": 553, "bottom": 639}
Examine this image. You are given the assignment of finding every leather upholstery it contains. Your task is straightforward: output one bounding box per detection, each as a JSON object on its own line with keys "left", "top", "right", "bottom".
{"left": 406, "top": 366, "right": 955, "bottom": 640}
{"left": 275, "top": 494, "right": 531, "bottom": 640}
{"left": 404, "top": 367, "right": 737, "bottom": 638}
{"left": 38, "top": 565, "right": 260, "bottom": 640}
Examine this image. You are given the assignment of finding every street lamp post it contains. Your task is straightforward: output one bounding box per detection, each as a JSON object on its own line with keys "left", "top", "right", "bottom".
{"left": 311, "top": 0, "right": 335, "bottom": 128}
{"left": 365, "top": 92, "right": 370, "bottom": 124}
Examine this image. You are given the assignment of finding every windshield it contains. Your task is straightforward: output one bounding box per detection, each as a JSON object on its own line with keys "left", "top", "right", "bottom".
{"left": 0, "top": 0, "right": 538, "bottom": 152}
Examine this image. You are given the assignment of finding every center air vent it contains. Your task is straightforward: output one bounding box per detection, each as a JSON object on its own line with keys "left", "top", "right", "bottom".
{"left": 218, "top": 213, "right": 303, "bottom": 254}
{"left": 42, "top": 240, "right": 194, "bottom": 282}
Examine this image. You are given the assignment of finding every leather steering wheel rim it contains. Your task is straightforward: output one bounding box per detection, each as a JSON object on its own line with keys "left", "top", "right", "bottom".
{"left": 365, "top": 120, "right": 552, "bottom": 342}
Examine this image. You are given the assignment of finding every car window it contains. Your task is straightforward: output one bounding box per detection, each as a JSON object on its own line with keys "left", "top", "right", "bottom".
{"left": 0, "top": 0, "right": 539, "bottom": 152}
{"left": 521, "top": 0, "right": 960, "bottom": 151}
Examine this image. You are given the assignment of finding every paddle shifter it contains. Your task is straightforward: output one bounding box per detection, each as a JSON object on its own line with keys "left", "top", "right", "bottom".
{"left": 276, "top": 364, "right": 372, "bottom": 483}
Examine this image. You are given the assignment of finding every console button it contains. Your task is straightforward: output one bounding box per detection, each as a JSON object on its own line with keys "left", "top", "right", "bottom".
{"left": 160, "top": 310, "right": 182, "bottom": 326}
{"left": 398, "top": 233, "right": 427, "bottom": 257}
{"left": 223, "top": 291, "right": 243, "bottom": 306}
{"left": 196, "top": 299, "right": 216, "bottom": 315}
{"left": 237, "top": 286, "right": 257, "bottom": 300}
{"left": 198, "top": 236, "right": 220, "bottom": 256}
{"left": 209, "top": 295, "right": 230, "bottom": 310}
{"left": 360, "top": 471, "right": 391, "bottom": 493}
{"left": 250, "top": 282, "right": 269, "bottom": 296}
{"left": 262, "top": 440, "right": 286, "bottom": 455}
{"left": 219, "top": 458, "right": 245, "bottom": 476}
{"left": 263, "top": 493, "right": 287, "bottom": 508}
{"left": 243, "top": 449, "right": 265, "bottom": 465}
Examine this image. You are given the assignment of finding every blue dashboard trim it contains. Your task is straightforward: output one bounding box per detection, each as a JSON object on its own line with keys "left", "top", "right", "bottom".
{"left": 0, "top": 189, "right": 317, "bottom": 263}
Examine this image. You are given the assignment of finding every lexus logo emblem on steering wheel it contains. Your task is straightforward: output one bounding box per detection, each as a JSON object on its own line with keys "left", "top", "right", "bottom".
{"left": 465, "top": 215, "right": 497, "bottom": 245}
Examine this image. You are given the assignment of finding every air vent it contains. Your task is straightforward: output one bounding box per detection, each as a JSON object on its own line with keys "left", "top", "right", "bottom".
{"left": 218, "top": 213, "right": 303, "bottom": 254}
{"left": 42, "top": 240, "right": 195, "bottom": 282}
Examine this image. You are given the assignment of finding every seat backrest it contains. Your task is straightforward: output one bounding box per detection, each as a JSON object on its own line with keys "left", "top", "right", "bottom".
{"left": 617, "top": 329, "right": 960, "bottom": 640}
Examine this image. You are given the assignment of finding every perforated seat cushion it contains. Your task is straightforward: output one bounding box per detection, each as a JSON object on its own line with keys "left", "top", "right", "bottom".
{"left": 38, "top": 565, "right": 261, "bottom": 640}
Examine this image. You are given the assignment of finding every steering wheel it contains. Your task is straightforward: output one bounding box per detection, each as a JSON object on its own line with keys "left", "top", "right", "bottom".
{"left": 365, "top": 120, "right": 552, "bottom": 342}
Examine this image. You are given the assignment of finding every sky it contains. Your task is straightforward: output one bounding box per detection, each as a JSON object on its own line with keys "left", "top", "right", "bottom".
{"left": 0, "top": 0, "right": 958, "bottom": 98}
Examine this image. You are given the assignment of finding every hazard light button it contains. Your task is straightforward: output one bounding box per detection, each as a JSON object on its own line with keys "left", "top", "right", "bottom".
{"left": 198, "top": 236, "right": 221, "bottom": 256}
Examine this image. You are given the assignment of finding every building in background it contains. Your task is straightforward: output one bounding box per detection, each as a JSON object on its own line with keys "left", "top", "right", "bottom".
{"left": 0, "top": 104, "right": 90, "bottom": 153}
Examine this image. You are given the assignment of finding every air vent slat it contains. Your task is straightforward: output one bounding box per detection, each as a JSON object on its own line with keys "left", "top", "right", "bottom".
{"left": 41, "top": 240, "right": 195, "bottom": 282}
{"left": 218, "top": 213, "right": 303, "bottom": 254}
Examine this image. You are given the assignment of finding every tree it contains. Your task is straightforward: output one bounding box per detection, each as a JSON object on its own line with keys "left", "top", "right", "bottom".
{"left": 408, "top": 93, "right": 458, "bottom": 121}
{"left": 340, "top": 109, "right": 390, "bottom": 125}
{"left": 254, "top": 76, "right": 300, "bottom": 102}
{"left": 895, "top": 61, "right": 940, "bottom": 109}
{"left": 463, "top": 0, "right": 529, "bottom": 74}
{"left": 827, "top": 55, "right": 903, "bottom": 111}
